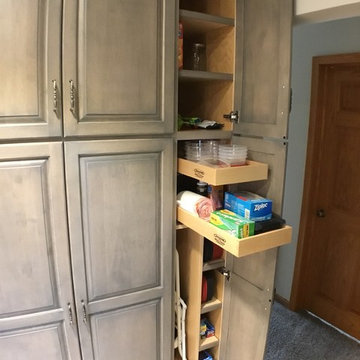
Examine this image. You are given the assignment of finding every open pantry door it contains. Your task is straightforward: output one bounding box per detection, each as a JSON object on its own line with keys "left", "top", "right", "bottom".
{"left": 219, "top": 1, "right": 292, "bottom": 358}
{"left": 232, "top": 0, "right": 292, "bottom": 139}
{"left": 219, "top": 138, "right": 287, "bottom": 359}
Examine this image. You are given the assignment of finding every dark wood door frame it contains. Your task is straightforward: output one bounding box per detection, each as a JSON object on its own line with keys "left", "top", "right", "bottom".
{"left": 289, "top": 52, "right": 360, "bottom": 311}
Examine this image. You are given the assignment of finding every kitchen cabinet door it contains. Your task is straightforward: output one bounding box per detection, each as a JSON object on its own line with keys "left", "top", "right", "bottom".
{"left": 233, "top": 0, "right": 292, "bottom": 139}
{"left": 63, "top": 0, "right": 176, "bottom": 137}
{"left": 220, "top": 249, "right": 278, "bottom": 360}
{"left": 65, "top": 138, "right": 174, "bottom": 359}
{"left": 0, "top": 143, "right": 81, "bottom": 360}
{"left": 218, "top": 137, "right": 287, "bottom": 359}
{"left": 0, "top": 0, "right": 63, "bottom": 140}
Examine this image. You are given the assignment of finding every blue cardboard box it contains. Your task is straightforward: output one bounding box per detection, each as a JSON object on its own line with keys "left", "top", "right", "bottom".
{"left": 224, "top": 191, "right": 272, "bottom": 221}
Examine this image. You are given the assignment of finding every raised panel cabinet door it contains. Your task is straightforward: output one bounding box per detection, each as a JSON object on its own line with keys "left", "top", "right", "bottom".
{"left": 0, "top": 143, "right": 81, "bottom": 360}
{"left": 63, "top": 0, "right": 176, "bottom": 137}
{"left": 219, "top": 137, "right": 287, "bottom": 359}
{"left": 0, "top": 0, "right": 63, "bottom": 139}
{"left": 65, "top": 138, "right": 174, "bottom": 359}
{"left": 233, "top": 0, "right": 292, "bottom": 139}
{"left": 220, "top": 249, "right": 278, "bottom": 360}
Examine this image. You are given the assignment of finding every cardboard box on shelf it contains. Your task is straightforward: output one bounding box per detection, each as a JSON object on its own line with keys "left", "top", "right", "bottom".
{"left": 224, "top": 191, "right": 272, "bottom": 221}
{"left": 209, "top": 209, "right": 254, "bottom": 238}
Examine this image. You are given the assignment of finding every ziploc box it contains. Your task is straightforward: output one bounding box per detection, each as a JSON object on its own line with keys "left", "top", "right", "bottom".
{"left": 224, "top": 191, "right": 272, "bottom": 221}
{"left": 210, "top": 209, "right": 254, "bottom": 238}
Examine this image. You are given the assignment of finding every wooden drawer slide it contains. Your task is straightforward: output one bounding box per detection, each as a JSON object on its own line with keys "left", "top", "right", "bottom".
{"left": 177, "top": 207, "right": 292, "bottom": 257}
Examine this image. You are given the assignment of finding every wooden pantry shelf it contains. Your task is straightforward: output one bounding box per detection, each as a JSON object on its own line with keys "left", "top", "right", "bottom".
{"left": 179, "top": 69, "right": 233, "bottom": 82}
{"left": 180, "top": 9, "right": 234, "bottom": 37}
{"left": 199, "top": 336, "right": 219, "bottom": 351}
{"left": 203, "top": 258, "right": 225, "bottom": 272}
{"left": 201, "top": 298, "right": 222, "bottom": 314}
{"left": 176, "top": 129, "right": 232, "bottom": 141}
{"left": 177, "top": 207, "right": 292, "bottom": 258}
{"left": 177, "top": 158, "right": 268, "bottom": 185}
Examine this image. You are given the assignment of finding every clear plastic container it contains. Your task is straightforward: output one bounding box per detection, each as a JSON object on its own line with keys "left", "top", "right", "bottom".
{"left": 184, "top": 140, "right": 219, "bottom": 162}
{"left": 218, "top": 144, "right": 248, "bottom": 166}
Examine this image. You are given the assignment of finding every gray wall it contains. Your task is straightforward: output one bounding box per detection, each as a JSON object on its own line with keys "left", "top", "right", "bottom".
{"left": 276, "top": 16, "right": 360, "bottom": 300}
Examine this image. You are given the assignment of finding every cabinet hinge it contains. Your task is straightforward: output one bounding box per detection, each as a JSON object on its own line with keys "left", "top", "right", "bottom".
{"left": 223, "top": 110, "right": 239, "bottom": 124}
{"left": 218, "top": 267, "right": 231, "bottom": 281}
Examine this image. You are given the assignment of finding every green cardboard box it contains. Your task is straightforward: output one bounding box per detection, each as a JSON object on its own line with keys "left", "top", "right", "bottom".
{"left": 210, "top": 209, "right": 255, "bottom": 238}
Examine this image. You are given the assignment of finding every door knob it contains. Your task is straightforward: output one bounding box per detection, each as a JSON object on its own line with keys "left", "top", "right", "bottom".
{"left": 316, "top": 209, "right": 325, "bottom": 217}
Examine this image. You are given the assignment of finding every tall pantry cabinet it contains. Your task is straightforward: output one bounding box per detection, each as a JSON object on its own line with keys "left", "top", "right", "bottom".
{"left": 0, "top": 1, "right": 292, "bottom": 360}
{"left": 0, "top": 1, "right": 175, "bottom": 360}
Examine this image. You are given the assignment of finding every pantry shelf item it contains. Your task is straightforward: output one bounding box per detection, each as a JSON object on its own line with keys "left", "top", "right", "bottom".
{"left": 177, "top": 191, "right": 214, "bottom": 220}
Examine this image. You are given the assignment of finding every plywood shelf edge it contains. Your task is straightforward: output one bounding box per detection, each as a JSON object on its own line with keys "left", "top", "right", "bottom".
{"left": 176, "top": 130, "right": 232, "bottom": 141}
{"left": 201, "top": 298, "right": 222, "bottom": 314}
{"left": 199, "top": 336, "right": 219, "bottom": 351}
{"left": 179, "top": 70, "right": 233, "bottom": 82}
{"left": 203, "top": 258, "right": 225, "bottom": 272}
{"left": 180, "top": 9, "right": 234, "bottom": 27}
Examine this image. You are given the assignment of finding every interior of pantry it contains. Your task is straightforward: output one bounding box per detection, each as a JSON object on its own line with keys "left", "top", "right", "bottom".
{"left": 175, "top": 1, "right": 292, "bottom": 359}
{"left": 178, "top": 0, "right": 235, "bottom": 138}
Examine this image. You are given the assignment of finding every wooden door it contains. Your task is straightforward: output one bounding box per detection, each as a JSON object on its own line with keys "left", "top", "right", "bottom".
{"left": 0, "top": 0, "right": 63, "bottom": 140}
{"left": 232, "top": 0, "right": 292, "bottom": 138}
{"left": 62, "top": 0, "right": 176, "bottom": 137}
{"left": 65, "top": 139, "right": 174, "bottom": 359}
{"left": 292, "top": 54, "right": 360, "bottom": 340}
{"left": 0, "top": 143, "right": 81, "bottom": 360}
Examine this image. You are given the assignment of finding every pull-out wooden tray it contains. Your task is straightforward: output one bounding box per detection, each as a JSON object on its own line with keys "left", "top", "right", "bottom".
{"left": 177, "top": 158, "right": 268, "bottom": 185}
{"left": 177, "top": 207, "right": 292, "bottom": 258}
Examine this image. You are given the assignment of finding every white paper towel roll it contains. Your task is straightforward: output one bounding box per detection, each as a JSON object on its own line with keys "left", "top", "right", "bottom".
{"left": 177, "top": 191, "right": 214, "bottom": 220}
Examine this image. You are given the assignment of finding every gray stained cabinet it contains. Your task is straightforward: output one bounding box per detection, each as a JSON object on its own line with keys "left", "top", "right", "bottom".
{"left": 0, "top": 139, "right": 174, "bottom": 360}
{"left": 65, "top": 139, "right": 174, "bottom": 359}
{"left": 0, "top": 0, "right": 175, "bottom": 140}
{"left": 0, "top": 143, "right": 81, "bottom": 359}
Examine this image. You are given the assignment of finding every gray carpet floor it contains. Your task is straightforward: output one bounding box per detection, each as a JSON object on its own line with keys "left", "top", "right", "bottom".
{"left": 264, "top": 301, "right": 360, "bottom": 360}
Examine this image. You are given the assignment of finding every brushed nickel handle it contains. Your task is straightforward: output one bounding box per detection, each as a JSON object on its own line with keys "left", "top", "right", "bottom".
{"left": 69, "top": 80, "right": 76, "bottom": 115}
{"left": 81, "top": 300, "right": 87, "bottom": 324}
{"left": 52, "top": 79, "right": 58, "bottom": 115}
{"left": 67, "top": 302, "right": 73, "bottom": 325}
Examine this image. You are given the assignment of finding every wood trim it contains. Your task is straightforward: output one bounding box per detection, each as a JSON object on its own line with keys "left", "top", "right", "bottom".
{"left": 289, "top": 53, "right": 360, "bottom": 311}
{"left": 274, "top": 293, "right": 290, "bottom": 308}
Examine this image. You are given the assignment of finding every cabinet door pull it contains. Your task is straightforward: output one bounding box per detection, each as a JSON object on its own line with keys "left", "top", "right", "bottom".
{"left": 69, "top": 80, "right": 76, "bottom": 115}
{"left": 67, "top": 302, "right": 73, "bottom": 325}
{"left": 52, "top": 79, "right": 58, "bottom": 115}
{"left": 81, "top": 300, "right": 87, "bottom": 324}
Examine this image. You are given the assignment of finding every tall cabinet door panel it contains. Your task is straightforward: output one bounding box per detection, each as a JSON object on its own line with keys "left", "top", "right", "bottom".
{"left": 233, "top": 0, "right": 292, "bottom": 138}
{"left": 220, "top": 137, "right": 287, "bottom": 359}
{"left": 220, "top": 249, "right": 278, "bottom": 360}
{"left": 0, "top": 1, "right": 62, "bottom": 140}
{"left": 63, "top": 0, "right": 176, "bottom": 137}
{"left": 0, "top": 143, "right": 81, "bottom": 360}
{"left": 65, "top": 139, "right": 174, "bottom": 359}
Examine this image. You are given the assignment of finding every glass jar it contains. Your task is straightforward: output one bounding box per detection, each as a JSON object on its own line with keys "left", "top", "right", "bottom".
{"left": 191, "top": 43, "right": 206, "bottom": 71}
